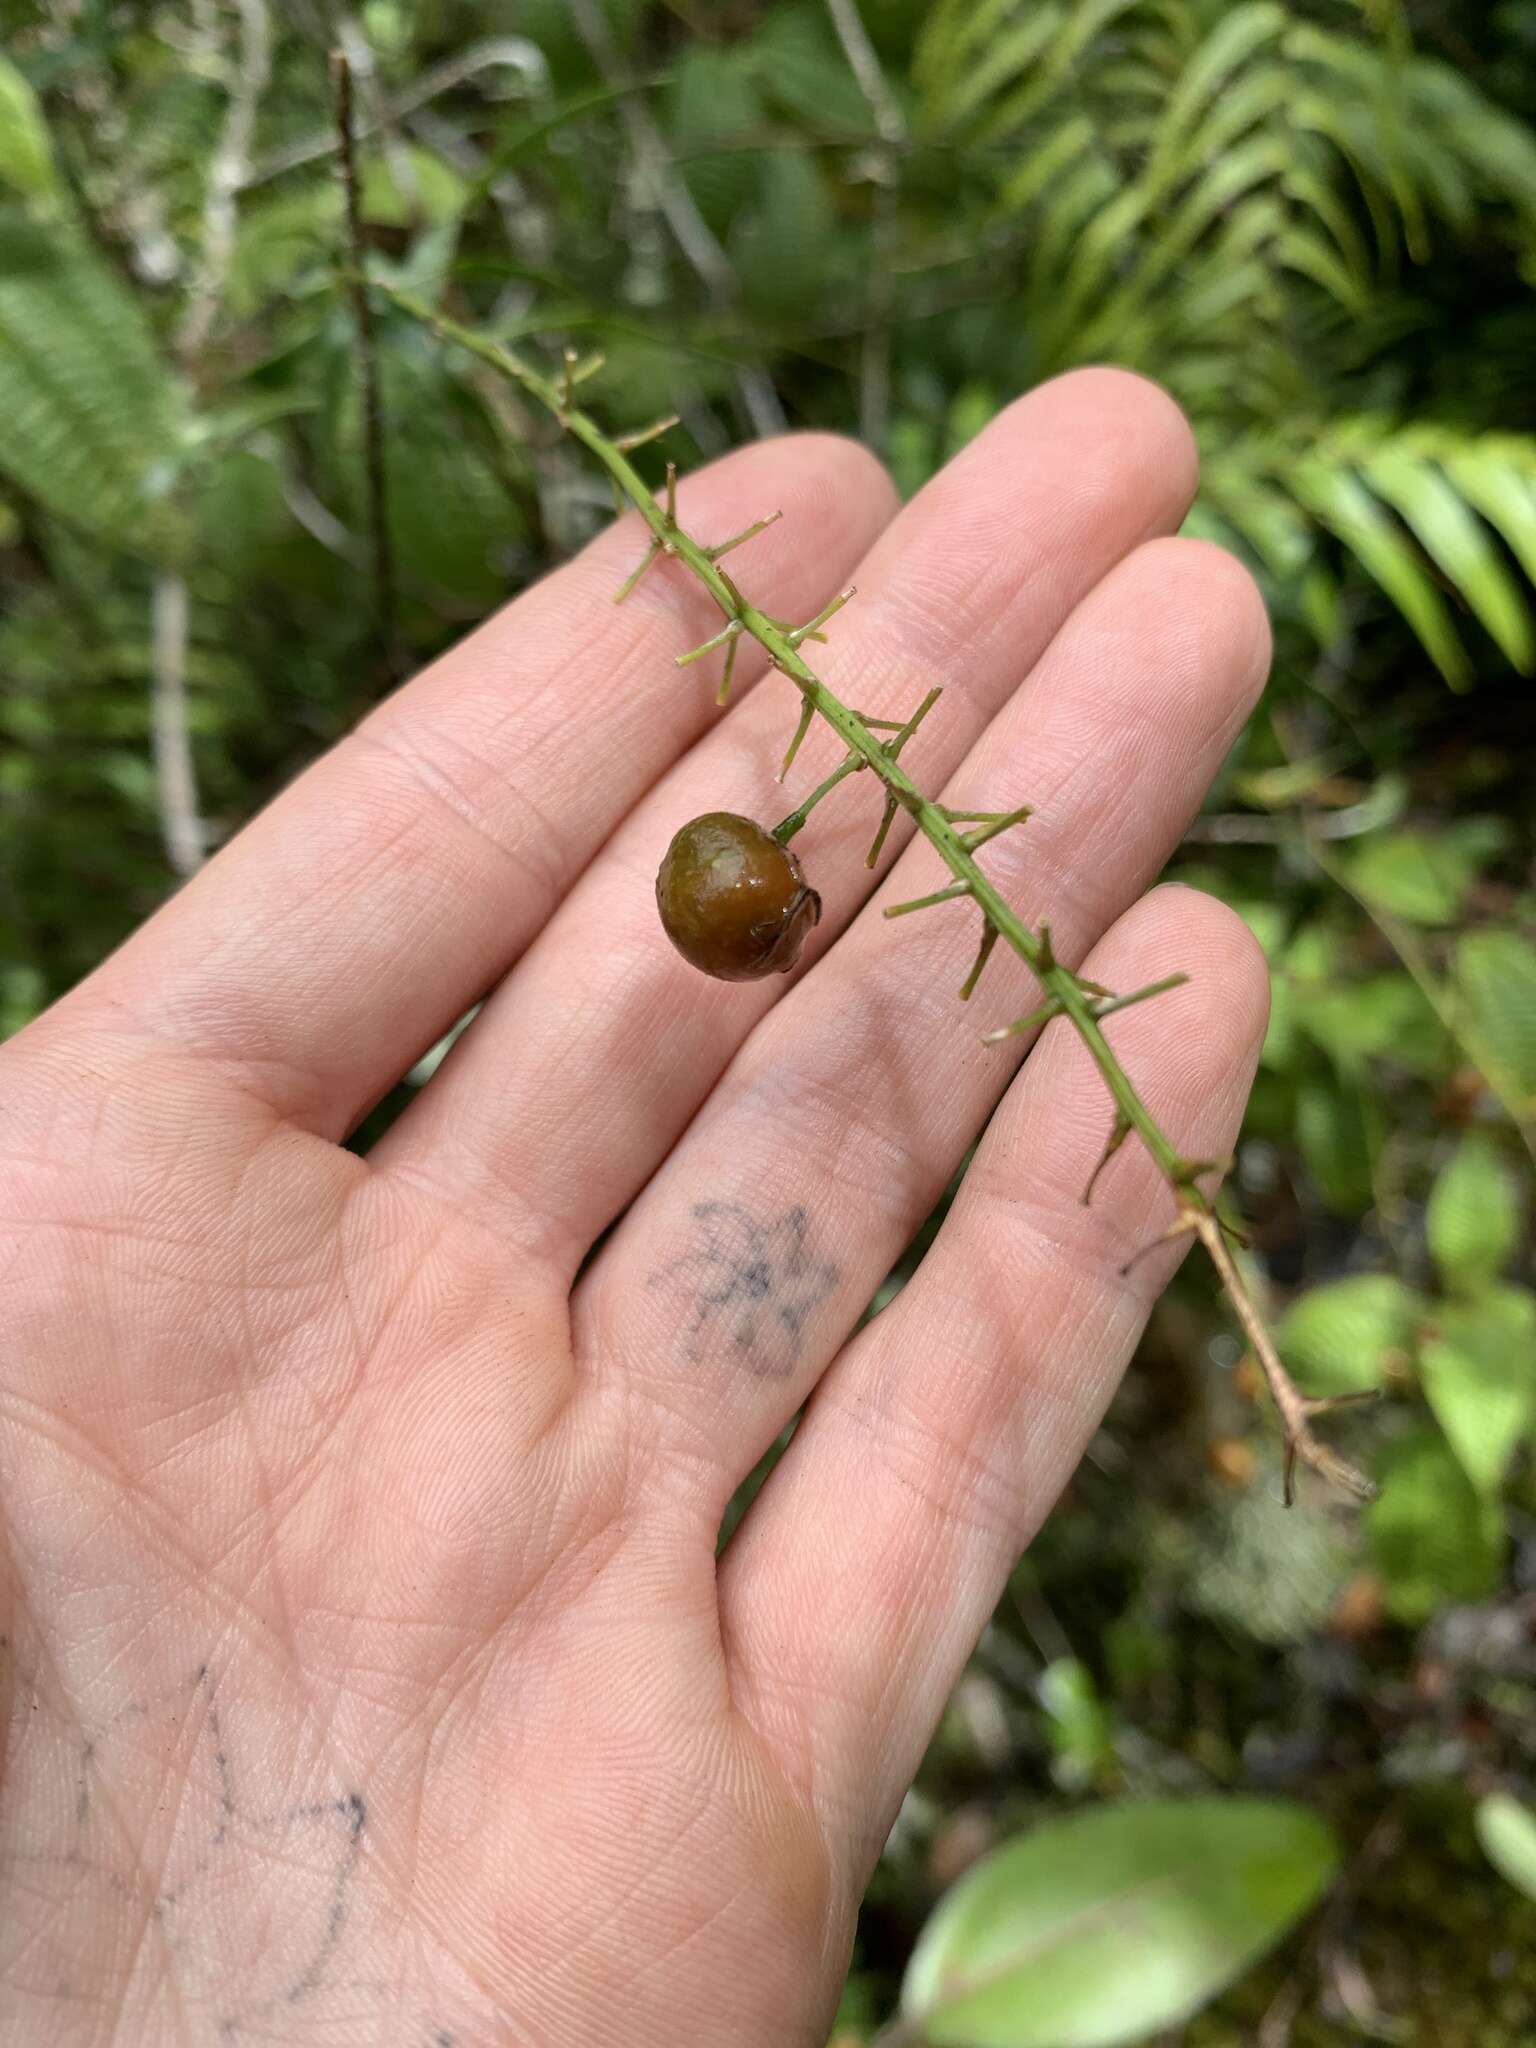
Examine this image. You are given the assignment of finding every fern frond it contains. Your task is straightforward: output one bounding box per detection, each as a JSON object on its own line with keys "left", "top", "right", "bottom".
{"left": 1209, "top": 425, "right": 1536, "bottom": 687}
{"left": 0, "top": 211, "right": 189, "bottom": 557}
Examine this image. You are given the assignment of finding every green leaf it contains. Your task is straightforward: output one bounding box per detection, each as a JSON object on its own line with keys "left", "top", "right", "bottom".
{"left": 1440, "top": 444, "right": 1536, "bottom": 592}
{"left": 0, "top": 211, "right": 188, "bottom": 556}
{"left": 900, "top": 1798, "right": 1338, "bottom": 2048}
{"left": 1278, "top": 1274, "right": 1420, "bottom": 1397}
{"left": 1295, "top": 1078, "right": 1375, "bottom": 1214}
{"left": 359, "top": 143, "right": 469, "bottom": 229}
{"left": 1290, "top": 460, "right": 1471, "bottom": 688}
{"left": 736, "top": 149, "right": 837, "bottom": 310}
{"left": 1038, "top": 1658, "right": 1115, "bottom": 1791}
{"left": 1367, "top": 1427, "right": 1505, "bottom": 1624}
{"left": 1420, "top": 1287, "right": 1536, "bottom": 1496}
{"left": 1345, "top": 830, "right": 1482, "bottom": 925}
{"left": 0, "top": 54, "right": 58, "bottom": 204}
{"left": 1426, "top": 1131, "right": 1523, "bottom": 1289}
{"left": 1476, "top": 1794, "right": 1536, "bottom": 1905}
{"left": 1453, "top": 931, "right": 1536, "bottom": 1110}
{"left": 1293, "top": 973, "right": 1447, "bottom": 1078}
{"left": 1363, "top": 443, "right": 1535, "bottom": 671}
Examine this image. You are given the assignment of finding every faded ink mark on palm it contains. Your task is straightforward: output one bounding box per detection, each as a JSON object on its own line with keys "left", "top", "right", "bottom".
{"left": 1, "top": 1651, "right": 370, "bottom": 2037}
{"left": 651, "top": 1201, "right": 841, "bottom": 1376}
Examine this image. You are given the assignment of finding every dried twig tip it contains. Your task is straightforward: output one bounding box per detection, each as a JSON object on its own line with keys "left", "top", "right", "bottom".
{"left": 708, "top": 509, "right": 783, "bottom": 561}
{"left": 1082, "top": 1110, "right": 1134, "bottom": 1205}
{"left": 614, "top": 414, "right": 680, "bottom": 453}
{"left": 676, "top": 618, "right": 743, "bottom": 669}
{"left": 983, "top": 995, "right": 1065, "bottom": 1044}
{"left": 614, "top": 540, "right": 661, "bottom": 604}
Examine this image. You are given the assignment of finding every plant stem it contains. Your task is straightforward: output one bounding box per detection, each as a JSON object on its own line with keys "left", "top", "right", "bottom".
{"left": 372, "top": 280, "right": 1373, "bottom": 1504}
{"left": 331, "top": 51, "right": 400, "bottom": 678}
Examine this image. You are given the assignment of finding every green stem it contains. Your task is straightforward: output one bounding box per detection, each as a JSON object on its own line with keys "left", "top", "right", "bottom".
{"left": 773, "top": 752, "right": 862, "bottom": 844}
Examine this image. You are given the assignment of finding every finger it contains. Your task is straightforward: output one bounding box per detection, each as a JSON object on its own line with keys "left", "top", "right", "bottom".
{"left": 718, "top": 886, "right": 1270, "bottom": 1850}
{"left": 376, "top": 371, "right": 1200, "bottom": 1265}
{"left": 39, "top": 435, "right": 893, "bottom": 1137}
{"left": 569, "top": 536, "right": 1267, "bottom": 1496}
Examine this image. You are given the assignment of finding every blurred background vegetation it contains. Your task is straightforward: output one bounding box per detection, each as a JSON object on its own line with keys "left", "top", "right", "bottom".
{"left": 2, "top": 0, "right": 1535, "bottom": 2040}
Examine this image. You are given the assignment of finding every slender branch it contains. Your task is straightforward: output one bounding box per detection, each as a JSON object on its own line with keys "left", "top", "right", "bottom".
{"left": 177, "top": 0, "right": 272, "bottom": 358}
{"left": 373, "top": 281, "right": 1374, "bottom": 1504}
{"left": 150, "top": 572, "right": 205, "bottom": 879}
{"left": 331, "top": 50, "right": 400, "bottom": 676}
{"left": 1192, "top": 1209, "right": 1378, "bottom": 1507}
{"left": 823, "top": 0, "right": 906, "bottom": 451}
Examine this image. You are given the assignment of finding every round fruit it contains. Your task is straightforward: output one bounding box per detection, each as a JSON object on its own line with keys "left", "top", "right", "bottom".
{"left": 655, "top": 812, "right": 821, "bottom": 981}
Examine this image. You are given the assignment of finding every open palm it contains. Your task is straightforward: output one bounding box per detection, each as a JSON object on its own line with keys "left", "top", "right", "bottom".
{"left": 0, "top": 372, "right": 1272, "bottom": 2047}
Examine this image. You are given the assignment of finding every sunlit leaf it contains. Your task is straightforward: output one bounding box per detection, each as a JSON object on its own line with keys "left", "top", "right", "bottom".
{"left": 1291, "top": 461, "right": 1470, "bottom": 687}
{"left": 1345, "top": 830, "right": 1482, "bottom": 925}
{"left": 1420, "top": 1287, "right": 1536, "bottom": 1496}
{"left": 1278, "top": 1274, "right": 1420, "bottom": 1397}
{"left": 1364, "top": 443, "right": 1535, "bottom": 671}
{"left": 1476, "top": 1794, "right": 1536, "bottom": 1905}
{"left": 0, "top": 53, "right": 59, "bottom": 204}
{"left": 900, "top": 1798, "right": 1338, "bottom": 2048}
{"left": 1453, "top": 931, "right": 1536, "bottom": 1110}
{"left": 1426, "top": 1131, "right": 1523, "bottom": 1289}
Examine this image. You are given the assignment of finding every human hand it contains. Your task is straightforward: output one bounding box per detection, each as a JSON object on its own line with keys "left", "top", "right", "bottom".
{"left": 0, "top": 371, "right": 1271, "bottom": 2047}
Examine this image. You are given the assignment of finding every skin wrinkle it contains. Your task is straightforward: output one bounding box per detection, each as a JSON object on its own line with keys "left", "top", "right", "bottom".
{"left": 344, "top": 722, "right": 570, "bottom": 927}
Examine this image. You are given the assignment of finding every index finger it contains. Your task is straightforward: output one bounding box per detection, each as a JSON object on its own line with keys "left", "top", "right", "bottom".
{"left": 29, "top": 433, "right": 895, "bottom": 1138}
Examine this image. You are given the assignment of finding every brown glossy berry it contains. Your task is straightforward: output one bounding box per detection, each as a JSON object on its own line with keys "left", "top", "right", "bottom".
{"left": 656, "top": 812, "right": 821, "bottom": 981}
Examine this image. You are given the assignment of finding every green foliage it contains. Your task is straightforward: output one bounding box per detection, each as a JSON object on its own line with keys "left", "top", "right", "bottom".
{"left": 900, "top": 1798, "right": 1338, "bottom": 2046}
{"left": 1277, "top": 1272, "right": 1420, "bottom": 1395}
{"left": 915, "top": 0, "right": 1536, "bottom": 685}
{"left": 1426, "top": 1131, "right": 1524, "bottom": 1290}
{"left": 1454, "top": 931, "right": 1536, "bottom": 1115}
{"left": 1367, "top": 1426, "right": 1505, "bottom": 1622}
{"left": 0, "top": 212, "right": 188, "bottom": 557}
{"left": 1476, "top": 1793, "right": 1536, "bottom": 1905}
{"left": 0, "top": 51, "right": 59, "bottom": 203}
{"left": 1420, "top": 1287, "right": 1536, "bottom": 1496}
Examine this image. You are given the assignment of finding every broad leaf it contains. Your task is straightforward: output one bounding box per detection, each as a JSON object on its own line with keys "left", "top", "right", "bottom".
{"left": 1295, "top": 1079, "right": 1375, "bottom": 1214}
{"left": 1426, "top": 1131, "right": 1523, "bottom": 1289}
{"left": 1454, "top": 931, "right": 1536, "bottom": 1110}
{"left": 0, "top": 53, "right": 58, "bottom": 203}
{"left": 1278, "top": 1274, "right": 1420, "bottom": 1397}
{"left": 1476, "top": 1794, "right": 1536, "bottom": 1905}
{"left": 900, "top": 1798, "right": 1338, "bottom": 2048}
{"left": 1345, "top": 830, "right": 1485, "bottom": 925}
{"left": 1367, "top": 1427, "right": 1505, "bottom": 1623}
{"left": 1419, "top": 1288, "right": 1536, "bottom": 1496}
